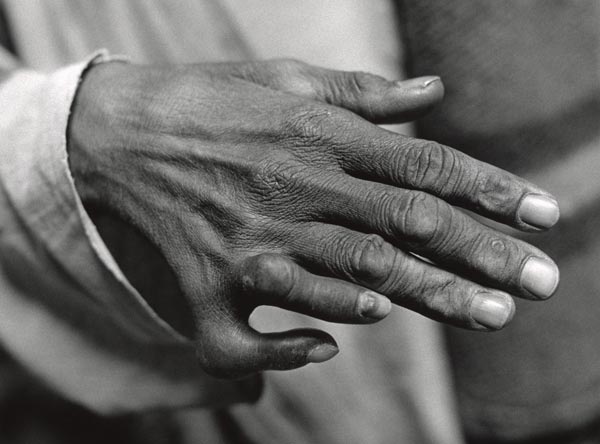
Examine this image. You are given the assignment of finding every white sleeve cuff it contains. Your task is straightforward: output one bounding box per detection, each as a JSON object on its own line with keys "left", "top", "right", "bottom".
{"left": 0, "top": 50, "right": 257, "bottom": 412}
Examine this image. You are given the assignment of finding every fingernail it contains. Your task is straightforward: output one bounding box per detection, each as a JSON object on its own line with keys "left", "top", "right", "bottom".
{"left": 518, "top": 194, "right": 560, "bottom": 229}
{"left": 521, "top": 257, "right": 560, "bottom": 299}
{"left": 396, "top": 76, "right": 440, "bottom": 90}
{"left": 422, "top": 76, "right": 440, "bottom": 88}
{"left": 307, "top": 344, "right": 339, "bottom": 363}
{"left": 470, "top": 292, "right": 515, "bottom": 330}
{"left": 359, "top": 291, "right": 392, "bottom": 320}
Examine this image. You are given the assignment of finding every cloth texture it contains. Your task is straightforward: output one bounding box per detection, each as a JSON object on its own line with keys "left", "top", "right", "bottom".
{"left": 0, "top": 51, "right": 255, "bottom": 413}
{"left": 400, "top": 0, "right": 600, "bottom": 441}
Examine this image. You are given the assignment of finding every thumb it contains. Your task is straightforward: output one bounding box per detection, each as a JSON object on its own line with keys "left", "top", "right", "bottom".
{"left": 221, "top": 59, "right": 445, "bottom": 124}
{"left": 295, "top": 64, "right": 444, "bottom": 124}
{"left": 196, "top": 319, "right": 338, "bottom": 379}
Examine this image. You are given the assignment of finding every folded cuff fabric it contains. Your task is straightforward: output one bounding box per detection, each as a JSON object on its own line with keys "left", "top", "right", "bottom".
{"left": 0, "top": 50, "right": 256, "bottom": 413}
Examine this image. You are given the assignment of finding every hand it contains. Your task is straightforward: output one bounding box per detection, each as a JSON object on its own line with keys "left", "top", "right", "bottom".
{"left": 68, "top": 59, "right": 559, "bottom": 378}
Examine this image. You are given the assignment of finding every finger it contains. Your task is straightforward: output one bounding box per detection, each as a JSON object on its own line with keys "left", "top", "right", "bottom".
{"left": 196, "top": 318, "right": 339, "bottom": 379}
{"left": 212, "top": 59, "right": 444, "bottom": 124}
{"left": 188, "top": 254, "right": 350, "bottom": 379}
{"left": 238, "top": 253, "right": 392, "bottom": 323}
{"left": 165, "top": 255, "right": 341, "bottom": 378}
{"left": 331, "top": 120, "right": 560, "bottom": 231}
{"left": 287, "top": 223, "right": 517, "bottom": 331}
{"left": 287, "top": 66, "right": 445, "bottom": 124}
{"left": 315, "top": 178, "right": 559, "bottom": 300}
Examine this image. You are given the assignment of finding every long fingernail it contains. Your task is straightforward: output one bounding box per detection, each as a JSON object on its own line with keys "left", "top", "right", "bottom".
{"left": 471, "top": 292, "right": 515, "bottom": 330}
{"left": 518, "top": 194, "right": 560, "bottom": 229}
{"left": 396, "top": 76, "right": 440, "bottom": 90}
{"left": 521, "top": 257, "right": 560, "bottom": 299}
{"left": 359, "top": 291, "right": 392, "bottom": 320}
{"left": 308, "top": 344, "right": 339, "bottom": 363}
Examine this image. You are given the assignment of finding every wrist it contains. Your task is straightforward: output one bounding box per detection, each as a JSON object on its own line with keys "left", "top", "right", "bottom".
{"left": 67, "top": 61, "right": 134, "bottom": 205}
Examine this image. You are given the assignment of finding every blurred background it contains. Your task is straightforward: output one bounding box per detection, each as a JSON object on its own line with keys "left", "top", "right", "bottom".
{"left": 0, "top": 1, "right": 599, "bottom": 443}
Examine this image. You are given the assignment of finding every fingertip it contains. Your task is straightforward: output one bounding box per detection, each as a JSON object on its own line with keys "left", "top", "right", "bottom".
{"left": 368, "top": 75, "right": 444, "bottom": 124}
{"left": 307, "top": 343, "right": 339, "bottom": 363}
{"left": 470, "top": 291, "right": 516, "bottom": 331}
{"left": 520, "top": 256, "right": 560, "bottom": 300}
{"left": 359, "top": 291, "right": 392, "bottom": 321}
{"left": 395, "top": 75, "right": 439, "bottom": 89}
{"left": 395, "top": 75, "right": 445, "bottom": 102}
{"left": 260, "top": 328, "right": 339, "bottom": 370}
{"left": 517, "top": 193, "right": 560, "bottom": 230}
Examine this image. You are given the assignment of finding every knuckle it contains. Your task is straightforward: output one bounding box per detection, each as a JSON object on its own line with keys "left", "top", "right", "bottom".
{"left": 247, "top": 154, "right": 339, "bottom": 220}
{"left": 400, "top": 140, "right": 442, "bottom": 186}
{"left": 398, "top": 191, "right": 443, "bottom": 246}
{"left": 250, "top": 156, "right": 305, "bottom": 198}
{"left": 449, "top": 284, "right": 480, "bottom": 323}
{"left": 346, "top": 71, "right": 370, "bottom": 94}
{"left": 283, "top": 103, "right": 333, "bottom": 144}
{"left": 438, "top": 279, "right": 467, "bottom": 318}
{"left": 242, "top": 254, "right": 294, "bottom": 297}
{"left": 329, "top": 71, "right": 371, "bottom": 101}
{"left": 400, "top": 140, "right": 460, "bottom": 193}
{"left": 421, "top": 274, "right": 465, "bottom": 320}
{"left": 472, "top": 169, "right": 516, "bottom": 213}
{"left": 343, "top": 234, "right": 398, "bottom": 285}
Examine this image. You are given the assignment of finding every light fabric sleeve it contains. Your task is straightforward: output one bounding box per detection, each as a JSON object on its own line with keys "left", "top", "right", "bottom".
{"left": 0, "top": 50, "right": 257, "bottom": 414}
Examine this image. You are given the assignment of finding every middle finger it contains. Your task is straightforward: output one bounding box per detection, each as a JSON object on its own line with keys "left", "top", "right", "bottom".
{"left": 314, "top": 176, "right": 559, "bottom": 300}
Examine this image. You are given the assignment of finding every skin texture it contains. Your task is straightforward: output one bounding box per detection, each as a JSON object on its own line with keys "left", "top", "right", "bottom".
{"left": 68, "top": 59, "right": 559, "bottom": 379}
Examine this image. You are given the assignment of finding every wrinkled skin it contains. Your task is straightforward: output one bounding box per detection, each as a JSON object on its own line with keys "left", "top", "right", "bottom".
{"left": 68, "top": 59, "right": 559, "bottom": 378}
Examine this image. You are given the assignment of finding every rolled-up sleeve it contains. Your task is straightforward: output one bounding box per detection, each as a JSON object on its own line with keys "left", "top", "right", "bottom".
{"left": 0, "top": 51, "right": 258, "bottom": 414}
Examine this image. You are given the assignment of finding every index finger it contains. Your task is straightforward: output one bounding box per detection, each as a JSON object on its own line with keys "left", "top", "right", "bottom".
{"left": 333, "top": 120, "right": 559, "bottom": 231}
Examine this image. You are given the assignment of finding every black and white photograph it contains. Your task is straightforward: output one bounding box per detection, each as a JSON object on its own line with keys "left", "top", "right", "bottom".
{"left": 0, "top": 1, "right": 591, "bottom": 443}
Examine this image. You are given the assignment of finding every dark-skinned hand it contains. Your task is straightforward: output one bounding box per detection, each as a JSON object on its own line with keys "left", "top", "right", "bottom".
{"left": 68, "top": 59, "right": 560, "bottom": 378}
